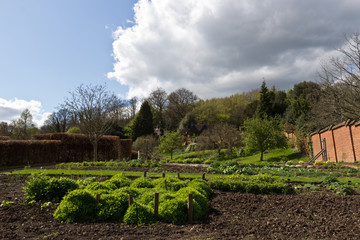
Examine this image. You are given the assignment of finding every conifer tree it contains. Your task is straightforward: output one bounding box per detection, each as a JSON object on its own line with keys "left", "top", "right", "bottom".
{"left": 132, "top": 101, "right": 154, "bottom": 141}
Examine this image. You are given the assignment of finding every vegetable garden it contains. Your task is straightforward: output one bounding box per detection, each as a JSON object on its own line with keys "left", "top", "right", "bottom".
{"left": 2, "top": 148, "right": 360, "bottom": 239}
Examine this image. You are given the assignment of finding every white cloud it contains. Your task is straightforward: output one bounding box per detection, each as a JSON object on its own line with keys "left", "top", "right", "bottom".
{"left": 0, "top": 98, "right": 51, "bottom": 127}
{"left": 108, "top": 0, "right": 360, "bottom": 99}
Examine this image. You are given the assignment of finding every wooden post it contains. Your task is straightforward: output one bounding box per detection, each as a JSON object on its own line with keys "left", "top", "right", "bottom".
{"left": 154, "top": 192, "right": 159, "bottom": 217}
{"left": 128, "top": 194, "right": 133, "bottom": 206}
{"left": 162, "top": 173, "right": 165, "bottom": 178}
{"left": 164, "top": 180, "right": 168, "bottom": 190}
{"left": 349, "top": 125, "right": 357, "bottom": 162}
{"left": 144, "top": 171, "right": 147, "bottom": 178}
{"left": 188, "top": 194, "right": 193, "bottom": 223}
{"left": 331, "top": 128, "right": 338, "bottom": 163}
{"left": 177, "top": 173, "right": 180, "bottom": 179}
{"left": 202, "top": 173, "right": 206, "bottom": 180}
{"left": 96, "top": 194, "right": 101, "bottom": 204}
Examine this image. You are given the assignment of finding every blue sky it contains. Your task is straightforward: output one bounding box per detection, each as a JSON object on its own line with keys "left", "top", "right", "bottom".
{"left": 0, "top": 0, "right": 137, "bottom": 125}
{"left": 1, "top": 0, "right": 360, "bottom": 126}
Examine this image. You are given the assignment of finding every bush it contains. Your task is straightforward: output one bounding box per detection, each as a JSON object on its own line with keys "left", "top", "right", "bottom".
{"left": 177, "top": 187, "right": 209, "bottom": 217}
{"left": 130, "top": 177, "right": 154, "bottom": 189}
{"left": 187, "top": 179, "right": 212, "bottom": 198}
{"left": 53, "top": 189, "right": 98, "bottom": 223}
{"left": 113, "top": 187, "right": 144, "bottom": 198}
{"left": 123, "top": 202, "right": 157, "bottom": 225}
{"left": 85, "top": 181, "right": 116, "bottom": 195}
{"left": 159, "top": 197, "right": 188, "bottom": 224}
{"left": 98, "top": 193, "right": 129, "bottom": 222}
{"left": 23, "top": 174, "right": 79, "bottom": 203}
{"left": 110, "top": 173, "right": 131, "bottom": 188}
{"left": 153, "top": 177, "right": 187, "bottom": 191}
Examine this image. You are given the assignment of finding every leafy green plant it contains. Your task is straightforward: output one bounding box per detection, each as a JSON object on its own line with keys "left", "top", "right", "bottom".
{"left": 153, "top": 177, "right": 187, "bottom": 191}
{"left": 123, "top": 202, "right": 157, "bottom": 225}
{"left": 23, "top": 174, "right": 79, "bottom": 202}
{"left": 0, "top": 200, "right": 14, "bottom": 207}
{"left": 130, "top": 177, "right": 154, "bottom": 188}
{"left": 53, "top": 189, "right": 98, "bottom": 223}
{"left": 97, "top": 193, "right": 129, "bottom": 222}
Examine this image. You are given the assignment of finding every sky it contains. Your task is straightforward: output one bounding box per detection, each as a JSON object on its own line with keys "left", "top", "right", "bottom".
{"left": 1, "top": 0, "right": 360, "bottom": 126}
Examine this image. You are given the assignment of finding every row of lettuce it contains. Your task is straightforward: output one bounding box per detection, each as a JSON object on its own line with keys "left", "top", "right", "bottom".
{"left": 23, "top": 173, "right": 295, "bottom": 224}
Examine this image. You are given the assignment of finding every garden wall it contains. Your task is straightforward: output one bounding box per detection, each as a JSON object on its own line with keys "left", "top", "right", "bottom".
{"left": 0, "top": 133, "right": 133, "bottom": 167}
{"left": 311, "top": 120, "right": 360, "bottom": 163}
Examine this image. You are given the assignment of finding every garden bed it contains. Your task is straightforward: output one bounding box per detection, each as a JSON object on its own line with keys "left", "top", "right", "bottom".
{"left": 2, "top": 174, "right": 360, "bottom": 239}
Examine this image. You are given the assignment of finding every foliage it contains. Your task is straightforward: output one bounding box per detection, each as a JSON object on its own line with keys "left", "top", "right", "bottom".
{"left": 177, "top": 187, "right": 209, "bottom": 216}
{"left": 209, "top": 174, "right": 294, "bottom": 194}
{"left": 153, "top": 177, "right": 187, "bottom": 191}
{"left": 23, "top": 173, "right": 79, "bottom": 202}
{"left": 11, "top": 109, "right": 37, "bottom": 140}
{"left": 98, "top": 193, "right": 129, "bottom": 222}
{"left": 123, "top": 202, "right": 157, "bottom": 225}
{"left": 130, "top": 177, "right": 155, "bottom": 189}
{"left": 53, "top": 189, "right": 98, "bottom": 223}
{"left": 159, "top": 131, "right": 184, "bottom": 160}
{"left": 132, "top": 135, "right": 159, "bottom": 160}
{"left": 66, "top": 126, "right": 81, "bottom": 134}
{"left": 158, "top": 197, "right": 188, "bottom": 224}
{"left": 131, "top": 101, "right": 154, "bottom": 141}
{"left": 243, "top": 116, "right": 287, "bottom": 161}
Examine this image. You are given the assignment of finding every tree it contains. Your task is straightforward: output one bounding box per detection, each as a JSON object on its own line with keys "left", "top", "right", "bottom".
{"left": 132, "top": 135, "right": 159, "bottom": 160}
{"left": 165, "top": 88, "right": 198, "bottom": 130}
{"left": 128, "top": 97, "right": 138, "bottom": 119}
{"left": 64, "top": 84, "right": 125, "bottom": 162}
{"left": 319, "top": 33, "right": 360, "bottom": 120}
{"left": 243, "top": 116, "right": 287, "bottom": 161}
{"left": 148, "top": 88, "right": 168, "bottom": 129}
{"left": 131, "top": 101, "right": 154, "bottom": 141}
{"left": 197, "top": 124, "right": 241, "bottom": 159}
{"left": 158, "top": 131, "right": 183, "bottom": 160}
{"left": 257, "top": 81, "right": 274, "bottom": 118}
{"left": 12, "top": 109, "right": 36, "bottom": 139}
{"left": 42, "top": 108, "right": 71, "bottom": 133}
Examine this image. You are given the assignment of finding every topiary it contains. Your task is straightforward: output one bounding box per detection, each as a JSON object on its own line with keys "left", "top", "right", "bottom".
{"left": 158, "top": 197, "right": 200, "bottom": 224}
{"left": 123, "top": 202, "right": 156, "bottom": 225}
{"left": 113, "top": 187, "right": 144, "bottom": 198}
{"left": 153, "top": 177, "right": 187, "bottom": 192}
{"left": 110, "top": 174, "right": 131, "bottom": 188}
{"left": 97, "top": 193, "right": 129, "bottom": 222}
{"left": 130, "top": 177, "right": 154, "bottom": 189}
{"left": 85, "top": 181, "right": 117, "bottom": 195}
{"left": 53, "top": 189, "right": 98, "bottom": 223}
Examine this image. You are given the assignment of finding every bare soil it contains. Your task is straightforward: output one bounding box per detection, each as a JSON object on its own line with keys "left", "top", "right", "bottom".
{"left": 2, "top": 173, "right": 360, "bottom": 239}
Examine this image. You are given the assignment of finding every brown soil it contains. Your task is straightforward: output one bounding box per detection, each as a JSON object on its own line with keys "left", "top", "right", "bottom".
{"left": 2, "top": 174, "right": 360, "bottom": 239}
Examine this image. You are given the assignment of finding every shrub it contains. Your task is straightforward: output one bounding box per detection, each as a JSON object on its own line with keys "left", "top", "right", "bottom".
{"left": 113, "top": 187, "right": 144, "bottom": 198}
{"left": 98, "top": 193, "right": 129, "bottom": 222}
{"left": 159, "top": 197, "right": 188, "bottom": 224}
{"left": 76, "top": 177, "right": 97, "bottom": 189}
{"left": 53, "top": 189, "right": 98, "bottom": 223}
{"left": 85, "top": 181, "right": 116, "bottom": 195}
{"left": 177, "top": 187, "right": 209, "bottom": 217}
{"left": 187, "top": 179, "right": 212, "bottom": 198}
{"left": 23, "top": 174, "right": 78, "bottom": 203}
{"left": 123, "top": 202, "right": 156, "bottom": 225}
{"left": 153, "top": 177, "right": 187, "bottom": 191}
{"left": 111, "top": 173, "right": 131, "bottom": 187}
{"left": 130, "top": 177, "right": 154, "bottom": 189}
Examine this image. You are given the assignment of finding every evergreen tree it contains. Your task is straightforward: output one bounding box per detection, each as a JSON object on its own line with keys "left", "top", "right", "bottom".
{"left": 257, "top": 81, "right": 273, "bottom": 118}
{"left": 132, "top": 101, "right": 154, "bottom": 141}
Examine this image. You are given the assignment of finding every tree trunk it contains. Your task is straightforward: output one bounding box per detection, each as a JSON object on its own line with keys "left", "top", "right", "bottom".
{"left": 260, "top": 151, "right": 264, "bottom": 161}
{"left": 93, "top": 141, "right": 98, "bottom": 162}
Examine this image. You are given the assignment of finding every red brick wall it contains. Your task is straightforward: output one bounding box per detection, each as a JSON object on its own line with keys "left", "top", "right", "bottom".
{"left": 311, "top": 121, "right": 360, "bottom": 163}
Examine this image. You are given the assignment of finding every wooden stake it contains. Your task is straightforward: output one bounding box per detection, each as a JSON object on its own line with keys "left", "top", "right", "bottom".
{"left": 96, "top": 194, "right": 101, "bottom": 204}
{"left": 188, "top": 194, "right": 193, "bottom": 223}
{"left": 165, "top": 180, "right": 168, "bottom": 190}
{"left": 128, "top": 194, "right": 133, "bottom": 206}
{"left": 154, "top": 192, "right": 159, "bottom": 217}
{"left": 202, "top": 173, "right": 206, "bottom": 180}
{"left": 177, "top": 173, "right": 180, "bottom": 179}
{"left": 162, "top": 172, "right": 165, "bottom": 178}
{"left": 144, "top": 171, "right": 147, "bottom": 177}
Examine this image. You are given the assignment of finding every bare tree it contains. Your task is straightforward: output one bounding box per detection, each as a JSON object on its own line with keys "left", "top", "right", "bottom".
{"left": 64, "top": 84, "right": 125, "bottom": 162}
{"left": 12, "top": 109, "right": 35, "bottom": 139}
{"left": 148, "top": 88, "right": 168, "bottom": 129}
{"left": 319, "top": 33, "right": 360, "bottom": 120}
{"left": 128, "top": 97, "right": 138, "bottom": 119}
{"left": 165, "top": 88, "right": 198, "bottom": 130}
{"left": 42, "top": 108, "right": 71, "bottom": 133}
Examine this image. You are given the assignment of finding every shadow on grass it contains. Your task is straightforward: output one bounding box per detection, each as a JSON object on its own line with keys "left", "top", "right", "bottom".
{"left": 265, "top": 151, "right": 305, "bottom": 163}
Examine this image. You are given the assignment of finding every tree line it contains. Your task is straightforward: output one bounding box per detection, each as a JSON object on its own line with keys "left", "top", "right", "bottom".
{"left": 1, "top": 33, "right": 360, "bottom": 161}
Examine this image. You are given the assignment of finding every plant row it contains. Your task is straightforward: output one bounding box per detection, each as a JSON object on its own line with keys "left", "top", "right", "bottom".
{"left": 23, "top": 173, "right": 211, "bottom": 224}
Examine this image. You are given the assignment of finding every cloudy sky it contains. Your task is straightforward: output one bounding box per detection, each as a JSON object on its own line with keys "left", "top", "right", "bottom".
{"left": 1, "top": 0, "right": 360, "bottom": 126}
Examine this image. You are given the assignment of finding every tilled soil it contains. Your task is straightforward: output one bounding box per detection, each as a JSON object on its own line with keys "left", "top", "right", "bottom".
{"left": 2, "top": 174, "right": 360, "bottom": 239}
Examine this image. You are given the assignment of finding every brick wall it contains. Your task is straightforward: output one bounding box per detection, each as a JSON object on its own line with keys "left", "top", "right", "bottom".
{"left": 311, "top": 120, "right": 360, "bottom": 163}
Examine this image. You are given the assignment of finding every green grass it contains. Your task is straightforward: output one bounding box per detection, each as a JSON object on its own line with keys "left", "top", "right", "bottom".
{"left": 2, "top": 169, "right": 207, "bottom": 180}
{"left": 238, "top": 148, "right": 309, "bottom": 164}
